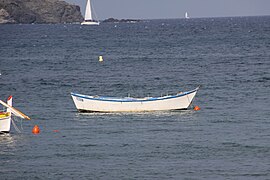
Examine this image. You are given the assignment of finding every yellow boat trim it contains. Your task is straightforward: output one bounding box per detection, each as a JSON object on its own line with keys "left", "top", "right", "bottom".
{"left": 0, "top": 112, "right": 11, "bottom": 118}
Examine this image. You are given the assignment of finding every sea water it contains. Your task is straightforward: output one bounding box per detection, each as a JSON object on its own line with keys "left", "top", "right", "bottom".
{"left": 0, "top": 16, "right": 270, "bottom": 179}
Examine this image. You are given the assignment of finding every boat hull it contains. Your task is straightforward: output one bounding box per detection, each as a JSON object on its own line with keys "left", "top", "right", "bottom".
{"left": 0, "top": 114, "right": 11, "bottom": 133}
{"left": 81, "top": 21, "right": 100, "bottom": 25}
{"left": 71, "top": 88, "right": 198, "bottom": 112}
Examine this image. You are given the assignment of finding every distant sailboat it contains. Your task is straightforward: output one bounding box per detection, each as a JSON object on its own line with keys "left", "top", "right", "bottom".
{"left": 81, "top": 0, "right": 100, "bottom": 25}
{"left": 185, "top": 12, "right": 190, "bottom": 19}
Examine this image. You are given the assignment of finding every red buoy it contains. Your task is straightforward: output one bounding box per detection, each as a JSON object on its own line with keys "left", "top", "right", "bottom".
{"left": 194, "top": 106, "right": 201, "bottom": 111}
{"left": 32, "top": 125, "right": 40, "bottom": 134}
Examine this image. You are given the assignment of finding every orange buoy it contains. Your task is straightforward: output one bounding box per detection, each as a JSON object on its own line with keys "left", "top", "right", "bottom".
{"left": 53, "top": 130, "right": 59, "bottom": 133}
{"left": 194, "top": 105, "right": 201, "bottom": 111}
{"left": 32, "top": 125, "right": 40, "bottom": 134}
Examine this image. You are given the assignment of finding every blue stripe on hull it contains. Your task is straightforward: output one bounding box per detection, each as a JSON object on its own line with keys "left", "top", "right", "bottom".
{"left": 71, "top": 88, "right": 198, "bottom": 103}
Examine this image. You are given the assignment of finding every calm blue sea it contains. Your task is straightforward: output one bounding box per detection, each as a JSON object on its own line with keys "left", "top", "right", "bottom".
{"left": 0, "top": 16, "right": 270, "bottom": 179}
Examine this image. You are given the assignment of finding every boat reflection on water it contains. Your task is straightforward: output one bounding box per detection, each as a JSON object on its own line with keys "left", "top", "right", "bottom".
{"left": 0, "top": 133, "right": 16, "bottom": 147}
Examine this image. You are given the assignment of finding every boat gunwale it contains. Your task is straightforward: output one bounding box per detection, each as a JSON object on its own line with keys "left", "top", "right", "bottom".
{"left": 0, "top": 111, "right": 11, "bottom": 118}
{"left": 71, "top": 87, "right": 199, "bottom": 103}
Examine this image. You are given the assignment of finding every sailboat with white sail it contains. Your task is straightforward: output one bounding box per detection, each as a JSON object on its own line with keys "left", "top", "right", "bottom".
{"left": 81, "top": 0, "right": 100, "bottom": 25}
{"left": 185, "top": 12, "right": 190, "bottom": 19}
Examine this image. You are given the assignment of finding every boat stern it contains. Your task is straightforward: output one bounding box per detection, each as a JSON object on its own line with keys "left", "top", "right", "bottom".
{"left": 0, "top": 113, "right": 11, "bottom": 133}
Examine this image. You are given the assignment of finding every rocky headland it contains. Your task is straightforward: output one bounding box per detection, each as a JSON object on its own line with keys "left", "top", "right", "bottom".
{"left": 0, "top": 0, "right": 83, "bottom": 24}
{"left": 103, "top": 18, "right": 141, "bottom": 23}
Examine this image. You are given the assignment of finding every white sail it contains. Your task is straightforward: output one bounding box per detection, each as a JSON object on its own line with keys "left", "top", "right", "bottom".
{"left": 84, "top": 0, "right": 92, "bottom": 21}
{"left": 185, "top": 12, "right": 190, "bottom": 19}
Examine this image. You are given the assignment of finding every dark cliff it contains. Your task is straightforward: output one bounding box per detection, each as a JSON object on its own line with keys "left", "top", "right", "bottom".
{"left": 0, "top": 0, "right": 83, "bottom": 24}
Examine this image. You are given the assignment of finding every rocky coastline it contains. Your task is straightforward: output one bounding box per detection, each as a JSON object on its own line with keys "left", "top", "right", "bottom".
{"left": 0, "top": 0, "right": 83, "bottom": 24}
{"left": 103, "top": 18, "right": 141, "bottom": 23}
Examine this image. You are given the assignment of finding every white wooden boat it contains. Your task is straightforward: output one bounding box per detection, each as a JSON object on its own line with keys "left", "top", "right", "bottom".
{"left": 0, "top": 96, "right": 30, "bottom": 133}
{"left": 71, "top": 87, "right": 199, "bottom": 112}
{"left": 81, "top": 0, "right": 100, "bottom": 25}
{"left": 0, "top": 112, "right": 11, "bottom": 133}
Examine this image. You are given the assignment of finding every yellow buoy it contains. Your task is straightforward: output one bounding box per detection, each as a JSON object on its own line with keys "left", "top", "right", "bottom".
{"left": 99, "top": 56, "right": 103, "bottom": 62}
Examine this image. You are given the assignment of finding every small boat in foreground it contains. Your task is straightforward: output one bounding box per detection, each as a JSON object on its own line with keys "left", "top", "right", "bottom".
{"left": 0, "top": 96, "right": 30, "bottom": 133}
{"left": 71, "top": 87, "right": 199, "bottom": 112}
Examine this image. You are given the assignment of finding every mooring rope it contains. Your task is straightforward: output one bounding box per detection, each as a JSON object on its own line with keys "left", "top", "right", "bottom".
{"left": 11, "top": 118, "right": 22, "bottom": 133}
{"left": 13, "top": 116, "right": 24, "bottom": 130}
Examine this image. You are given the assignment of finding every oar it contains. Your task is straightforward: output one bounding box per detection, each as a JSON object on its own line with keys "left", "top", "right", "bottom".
{"left": 0, "top": 100, "right": 30, "bottom": 120}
